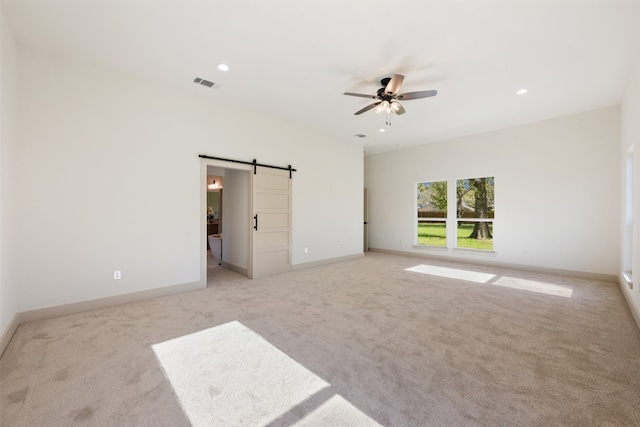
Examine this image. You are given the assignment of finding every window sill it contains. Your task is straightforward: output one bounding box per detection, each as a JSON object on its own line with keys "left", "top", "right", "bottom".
{"left": 411, "top": 245, "right": 497, "bottom": 256}
{"left": 412, "top": 245, "right": 449, "bottom": 252}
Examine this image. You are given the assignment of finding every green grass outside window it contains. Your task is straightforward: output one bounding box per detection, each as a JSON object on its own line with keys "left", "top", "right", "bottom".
{"left": 417, "top": 223, "right": 493, "bottom": 250}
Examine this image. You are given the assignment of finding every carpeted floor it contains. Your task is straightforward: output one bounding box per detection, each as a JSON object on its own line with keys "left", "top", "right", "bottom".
{"left": 2, "top": 252, "right": 640, "bottom": 426}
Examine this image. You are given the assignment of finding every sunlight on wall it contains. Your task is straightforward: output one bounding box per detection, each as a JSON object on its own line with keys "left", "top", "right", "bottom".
{"left": 405, "top": 264, "right": 573, "bottom": 298}
{"left": 151, "top": 321, "right": 381, "bottom": 426}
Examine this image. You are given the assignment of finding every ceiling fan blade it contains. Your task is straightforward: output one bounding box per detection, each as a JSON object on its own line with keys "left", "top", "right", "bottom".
{"left": 354, "top": 102, "right": 381, "bottom": 115}
{"left": 394, "top": 103, "right": 406, "bottom": 115}
{"left": 385, "top": 74, "right": 404, "bottom": 95}
{"left": 397, "top": 90, "right": 437, "bottom": 100}
{"left": 344, "top": 92, "right": 377, "bottom": 99}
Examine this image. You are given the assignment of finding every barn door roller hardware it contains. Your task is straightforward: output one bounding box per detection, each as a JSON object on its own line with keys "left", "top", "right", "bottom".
{"left": 199, "top": 154, "right": 296, "bottom": 178}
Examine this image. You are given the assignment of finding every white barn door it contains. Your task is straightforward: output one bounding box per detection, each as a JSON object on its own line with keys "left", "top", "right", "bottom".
{"left": 251, "top": 166, "right": 291, "bottom": 279}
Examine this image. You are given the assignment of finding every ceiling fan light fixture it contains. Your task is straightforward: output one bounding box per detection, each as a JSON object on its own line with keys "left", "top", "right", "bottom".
{"left": 343, "top": 73, "right": 437, "bottom": 119}
{"left": 376, "top": 100, "right": 390, "bottom": 114}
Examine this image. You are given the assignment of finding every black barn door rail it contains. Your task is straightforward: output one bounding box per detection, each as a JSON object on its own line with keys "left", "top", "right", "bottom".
{"left": 199, "top": 154, "right": 297, "bottom": 178}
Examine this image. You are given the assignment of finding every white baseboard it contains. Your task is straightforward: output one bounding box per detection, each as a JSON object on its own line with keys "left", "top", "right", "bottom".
{"left": 292, "top": 253, "right": 364, "bottom": 271}
{"left": 0, "top": 312, "right": 21, "bottom": 358}
{"left": 618, "top": 275, "right": 640, "bottom": 331}
{"left": 20, "top": 280, "right": 204, "bottom": 324}
{"left": 369, "top": 247, "right": 618, "bottom": 283}
{"left": 0, "top": 280, "right": 204, "bottom": 358}
{"left": 221, "top": 262, "right": 248, "bottom": 276}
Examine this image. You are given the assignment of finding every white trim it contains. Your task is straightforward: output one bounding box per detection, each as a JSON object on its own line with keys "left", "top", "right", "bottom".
{"left": 0, "top": 280, "right": 203, "bottom": 359}
{"left": 0, "top": 312, "right": 22, "bottom": 358}
{"left": 451, "top": 247, "right": 497, "bottom": 256}
{"left": 292, "top": 253, "right": 364, "bottom": 271}
{"left": 619, "top": 274, "right": 640, "bottom": 331}
{"left": 220, "top": 261, "right": 248, "bottom": 277}
{"left": 622, "top": 271, "right": 633, "bottom": 289}
{"left": 370, "top": 247, "right": 618, "bottom": 283}
{"left": 1, "top": 280, "right": 203, "bottom": 357}
{"left": 20, "top": 280, "right": 203, "bottom": 324}
{"left": 412, "top": 245, "right": 449, "bottom": 252}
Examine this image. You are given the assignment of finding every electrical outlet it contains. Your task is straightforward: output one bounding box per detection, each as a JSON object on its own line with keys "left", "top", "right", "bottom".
{"left": 113, "top": 271, "right": 121, "bottom": 280}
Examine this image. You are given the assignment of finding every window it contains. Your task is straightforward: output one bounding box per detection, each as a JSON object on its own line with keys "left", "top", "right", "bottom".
{"left": 416, "top": 177, "right": 495, "bottom": 251}
{"left": 456, "top": 177, "right": 494, "bottom": 251}
{"left": 416, "top": 181, "right": 447, "bottom": 247}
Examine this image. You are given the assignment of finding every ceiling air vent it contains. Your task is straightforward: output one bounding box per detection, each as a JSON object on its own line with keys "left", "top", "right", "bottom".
{"left": 194, "top": 77, "right": 215, "bottom": 88}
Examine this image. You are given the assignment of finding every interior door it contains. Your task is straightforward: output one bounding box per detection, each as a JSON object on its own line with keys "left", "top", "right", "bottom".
{"left": 251, "top": 166, "right": 291, "bottom": 279}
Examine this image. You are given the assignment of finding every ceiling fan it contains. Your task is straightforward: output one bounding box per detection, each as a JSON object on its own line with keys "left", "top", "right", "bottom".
{"left": 344, "top": 74, "right": 437, "bottom": 123}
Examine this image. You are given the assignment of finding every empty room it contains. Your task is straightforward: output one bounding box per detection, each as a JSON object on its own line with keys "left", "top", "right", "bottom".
{"left": 1, "top": 1, "right": 640, "bottom": 426}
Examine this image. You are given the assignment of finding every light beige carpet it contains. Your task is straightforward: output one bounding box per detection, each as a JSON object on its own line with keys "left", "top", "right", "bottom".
{"left": 2, "top": 252, "right": 640, "bottom": 426}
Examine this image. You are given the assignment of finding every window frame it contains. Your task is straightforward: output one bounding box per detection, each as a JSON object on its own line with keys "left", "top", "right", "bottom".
{"left": 414, "top": 177, "right": 495, "bottom": 252}
{"left": 415, "top": 180, "right": 448, "bottom": 248}
{"left": 455, "top": 177, "right": 495, "bottom": 252}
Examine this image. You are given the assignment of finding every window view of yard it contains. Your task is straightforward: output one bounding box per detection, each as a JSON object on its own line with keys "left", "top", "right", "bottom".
{"left": 457, "top": 222, "right": 493, "bottom": 250}
{"left": 417, "top": 177, "right": 494, "bottom": 251}
{"left": 417, "top": 222, "right": 494, "bottom": 250}
{"left": 457, "top": 177, "right": 494, "bottom": 251}
{"left": 417, "top": 221, "right": 446, "bottom": 247}
{"left": 417, "top": 181, "right": 447, "bottom": 247}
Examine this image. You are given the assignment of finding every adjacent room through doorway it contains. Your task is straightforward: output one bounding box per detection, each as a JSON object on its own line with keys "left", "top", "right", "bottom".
{"left": 204, "top": 162, "right": 251, "bottom": 285}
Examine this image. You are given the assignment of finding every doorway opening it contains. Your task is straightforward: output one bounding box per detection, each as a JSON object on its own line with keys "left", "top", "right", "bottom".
{"left": 202, "top": 160, "right": 252, "bottom": 286}
{"left": 201, "top": 156, "right": 293, "bottom": 285}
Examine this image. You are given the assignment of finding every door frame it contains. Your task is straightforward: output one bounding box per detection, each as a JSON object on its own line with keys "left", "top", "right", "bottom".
{"left": 200, "top": 158, "right": 253, "bottom": 284}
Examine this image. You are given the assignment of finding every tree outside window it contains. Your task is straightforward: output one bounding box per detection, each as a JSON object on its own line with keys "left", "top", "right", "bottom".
{"left": 456, "top": 177, "right": 494, "bottom": 250}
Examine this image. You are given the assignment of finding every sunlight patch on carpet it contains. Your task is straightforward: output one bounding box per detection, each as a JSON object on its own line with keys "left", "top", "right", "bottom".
{"left": 295, "top": 395, "right": 382, "bottom": 426}
{"left": 492, "top": 276, "right": 573, "bottom": 297}
{"left": 152, "top": 321, "right": 380, "bottom": 426}
{"left": 405, "top": 264, "right": 496, "bottom": 283}
{"left": 405, "top": 264, "right": 573, "bottom": 298}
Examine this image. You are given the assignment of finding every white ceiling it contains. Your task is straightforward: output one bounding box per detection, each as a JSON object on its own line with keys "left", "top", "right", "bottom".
{"left": 4, "top": 1, "right": 639, "bottom": 155}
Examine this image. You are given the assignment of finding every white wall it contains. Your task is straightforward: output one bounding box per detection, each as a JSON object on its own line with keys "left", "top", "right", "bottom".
{"left": 365, "top": 106, "right": 620, "bottom": 276}
{"left": 15, "top": 47, "right": 363, "bottom": 313}
{"left": 0, "top": 6, "right": 18, "bottom": 336}
{"left": 620, "top": 28, "right": 640, "bottom": 324}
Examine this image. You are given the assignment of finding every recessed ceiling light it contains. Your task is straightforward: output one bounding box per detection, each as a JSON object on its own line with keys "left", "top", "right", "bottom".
{"left": 516, "top": 88, "right": 528, "bottom": 95}
{"left": 379, "top": 128, "right": 386, "bottom": 133}
{"left": 217, "top": 63, "right": 230, "bottom": 71}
